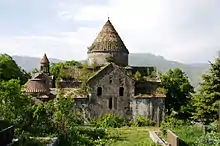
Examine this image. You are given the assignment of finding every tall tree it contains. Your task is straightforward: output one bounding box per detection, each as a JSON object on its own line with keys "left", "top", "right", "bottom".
{"left": 0, "top": 79, "right": 33, "bottom": 131}
{"left": 161, "top": 68, "right": 194, "bottom": 119}
{"left": 193, "top": 58, "right": 220, "bottom": 124}
{"left": 0, "top": 54, "right": 30, "bottom": 84}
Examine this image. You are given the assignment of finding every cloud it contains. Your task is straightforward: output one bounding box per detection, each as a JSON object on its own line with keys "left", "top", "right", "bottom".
{"left": 0, "top": 0, "right": 220, "bottom": 63}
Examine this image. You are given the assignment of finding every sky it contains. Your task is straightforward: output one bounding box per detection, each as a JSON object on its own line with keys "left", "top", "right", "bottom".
{"left": 0, "top": 0, "right": 220, "bottom": 63}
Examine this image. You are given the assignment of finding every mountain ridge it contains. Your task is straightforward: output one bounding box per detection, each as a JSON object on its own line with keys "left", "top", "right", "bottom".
{"left": 12, "top": 53, "right": 209, "bottom": 87}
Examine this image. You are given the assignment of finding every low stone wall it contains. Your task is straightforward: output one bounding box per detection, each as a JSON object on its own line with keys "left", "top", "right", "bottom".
{"left": 167, "top": 130, "right": 179, "bottom": 146}
{"left": 149, "top": 131, "right": 166, "bottom": 146}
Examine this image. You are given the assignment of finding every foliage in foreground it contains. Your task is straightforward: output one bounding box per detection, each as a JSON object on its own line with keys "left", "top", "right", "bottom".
{"left": 160, "top": 116, "right": 220, "bottom": 146}
{"left": 0, "top": 78, "right": 121, "bottom": 145}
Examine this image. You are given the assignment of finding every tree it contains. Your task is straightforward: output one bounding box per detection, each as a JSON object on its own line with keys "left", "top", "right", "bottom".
{"left": 0, "top": 54, "right": 30, "bottom": 84}
{"left": 0, "top": 79, "right": 34, "bottom": 134}
{"left": 31, "top": 68, "right": 40, "bottom": 74}
{"left": 161, "top": 68, "right": 194, "bottom": 119}
{"left": 193, "top": 57, "right": 220, "bottom": 124}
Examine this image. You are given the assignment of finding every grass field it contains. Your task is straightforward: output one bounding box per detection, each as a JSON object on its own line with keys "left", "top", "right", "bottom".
{"left": 105, "top": 127, "right": 159, "bottom": 146}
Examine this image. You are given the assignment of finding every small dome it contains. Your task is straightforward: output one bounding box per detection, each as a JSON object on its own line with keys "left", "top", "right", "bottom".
{"left": 88, "top": 19, "right": 129, "bottom": 54}
{"left": 24, "top": 78, "right": 50, "bottom": 94}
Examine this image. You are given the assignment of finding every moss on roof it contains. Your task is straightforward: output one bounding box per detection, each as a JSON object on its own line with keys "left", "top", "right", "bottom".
{"left": 58, "top": 88, "right": 88, "bottom": 99}
{"left": 135, "top": 87, "right": 166, "bottom": 98}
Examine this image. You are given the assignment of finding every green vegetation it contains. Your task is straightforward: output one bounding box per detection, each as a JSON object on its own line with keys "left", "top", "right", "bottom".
{"left": 105, "top": 127, "right": 158, "bottom": 146}
{"left": 91, "top": 114, "right": 126, "bottom": 128}
{"left": 91, "top": 114, "right": 155, "bottom": 128}
{"left": 161, "top": 117, "right": 220, "bottom": 145}
{"left": 0, "top": 54, "right": 30, "bottom": 84}
{"left": 134, "top": 71, "right": 142, "bottom": 81}
{"left": 193, "top": 57, "right": 220, "bottom": 124}
{"left": 13, "top": 53, "right": 209, "bottom": 87}
{"left": 106, "top": 55, "right": 114, "bottom": 63}
{"left": 161, "top": 68, "right": 194, "bottom": 120}
{"left": 50, "top": 60, "right": 83, "bottom": 79}
{"left": 133, "top": 115, "right": 155, "bottom": 127}
{"left": 159, "top": 57, "right": 220, "bottom": 145}
{"left": 1, "top": 53, "right": 220, "bottom": 145}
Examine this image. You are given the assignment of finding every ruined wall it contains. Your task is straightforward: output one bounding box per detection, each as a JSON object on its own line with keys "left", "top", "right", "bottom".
{"left": 87, "top": 67, "right": 135, "bottom": 118}
{"left": 87, "top": 51, "right": 128, "bottom": 67}
{"left": 58, "top": 80, "right": 81, "bottom": 88}
{"left": 135, "top": 81, "right": 160, "bottom": 95}
{"left": 131, "top": 98, "right": 165, "bottom": 126}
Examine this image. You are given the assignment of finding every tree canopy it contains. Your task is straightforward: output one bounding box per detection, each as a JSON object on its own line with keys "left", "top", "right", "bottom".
{"left": 0, "top": 54, "right": 30, "bottom": 84}
{"left": 161, "top": 68, "right": 194, "bottom": 119}
{"left": 193, "top": 57, "right": 220, "bottom": 124}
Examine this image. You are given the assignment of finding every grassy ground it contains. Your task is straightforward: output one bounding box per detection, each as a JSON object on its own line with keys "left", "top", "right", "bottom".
{"left": 105, "top": 127, "right": 159, "bottom": 146}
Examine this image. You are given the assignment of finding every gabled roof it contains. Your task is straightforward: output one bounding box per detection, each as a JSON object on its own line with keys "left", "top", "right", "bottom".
{"left": 41, "top": 53, "right": 50, "bottom": 64}
{"left": 87, "top": 62, "right": 134, "bottom": 84}
{"left": 88, "top": 19, "right": 129, "bottom": 54}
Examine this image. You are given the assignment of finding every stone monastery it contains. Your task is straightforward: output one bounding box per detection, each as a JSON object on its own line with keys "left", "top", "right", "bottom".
{"left": 24, "top": 19, "right": 166, "bottom": 125}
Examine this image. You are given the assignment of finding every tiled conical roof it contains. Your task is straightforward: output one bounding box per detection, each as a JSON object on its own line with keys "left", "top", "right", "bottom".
{"left": 41, "top": 53, "right": 50, "bottom": 64}
{"left": 24, "top": 78, "right": 50, "bottom": 94}
{"left": 88, "top": 19, "right": 129, "bottom": 53}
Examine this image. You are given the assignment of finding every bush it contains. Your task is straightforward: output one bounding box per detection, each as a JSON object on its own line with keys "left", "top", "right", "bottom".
{"left": 160, "top": 116, "right": 189, "bottom": 136}
{"left": 58, "top": 127, "right": 110, "bottom": 146}
{"left": 133, "top": 115, "right": 155, "bottom": 127}
{"left": 91, "top": 114, "right": 125, "bottom": 128}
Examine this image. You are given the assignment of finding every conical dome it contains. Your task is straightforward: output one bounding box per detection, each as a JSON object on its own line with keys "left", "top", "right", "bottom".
{"left": 41, "top": 53, "right": 50, "bottom": 64}
{"left": 88, "top": 19, "right": 129, "bottom": 54}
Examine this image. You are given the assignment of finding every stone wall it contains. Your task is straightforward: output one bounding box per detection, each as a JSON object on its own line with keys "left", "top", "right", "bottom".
{"left": 135, "top": 81, "right": 160, "bottom": 95}
{"left": 131, "top": 98, "right": 165, "bottom": 126}
{"left": 88, "top": 66, "right": 134, "bottom": 118}
{"left": 87, "top": 51, "right": 128, "bottom": 67}
{"left": 167, "top": 130, "right": 179, "bottom": 146}
{"left": 58, "top": 80, "right": 81, "bottom": 88}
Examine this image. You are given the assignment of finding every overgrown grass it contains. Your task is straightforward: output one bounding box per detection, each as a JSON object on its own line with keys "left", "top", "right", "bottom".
{"left": 105, "top": 127, "right": 159, "bottom": 146}
{"left": 171, "top": 125, "right": 204, "bottom": 145}
{"left": 160, "top": 117, "right": 220, "bottom": 145}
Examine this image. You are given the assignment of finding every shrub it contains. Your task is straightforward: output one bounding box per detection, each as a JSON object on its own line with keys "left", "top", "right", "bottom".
{"left": 91, "top": 114, "right": 125, "bottom": 128}
{"left": 160, "top": 115, "right": 188, "bottom": 136}
{"left": 58, "top": 127, "right": 110, "bottom": 146}
{"left": 133, "top": 115, "right": 155, "bottom": 127}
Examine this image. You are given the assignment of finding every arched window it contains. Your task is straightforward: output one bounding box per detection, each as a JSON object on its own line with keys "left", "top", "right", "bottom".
{"left": 97, "top": 87, "right": 102, "bottom": 96}
{"left": 119, "top": 87, "right": 124, "bottom": 96}
{"left": 109, "top": 97, "right": 113, "bottom": 109}
{"left": 109, "top": 76, "right": 112, "bottom": 84}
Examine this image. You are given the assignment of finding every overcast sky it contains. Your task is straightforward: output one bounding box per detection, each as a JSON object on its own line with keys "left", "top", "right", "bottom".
{"left": 0, "top": 0, "right": 219, "bottom": 63}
